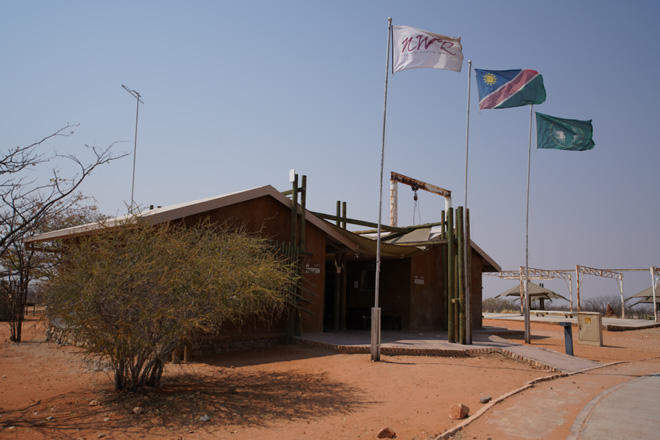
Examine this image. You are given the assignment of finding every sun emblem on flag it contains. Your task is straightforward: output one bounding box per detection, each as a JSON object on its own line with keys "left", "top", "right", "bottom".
{"left": 483, "top": 73, "right": 497, "bottom": 86}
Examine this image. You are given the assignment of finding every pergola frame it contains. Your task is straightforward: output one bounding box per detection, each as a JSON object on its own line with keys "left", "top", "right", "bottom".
{"left": 487, "top": 267, "right": 573, "bottom": 314}
{"left": 651, "top": 267, "right": 659, "bottom": 322}
{"left": 489, "top": 266, "right": 660, "bottom": 320}
{"left": 575, "top": 265, "right": 625, "bottom": 318}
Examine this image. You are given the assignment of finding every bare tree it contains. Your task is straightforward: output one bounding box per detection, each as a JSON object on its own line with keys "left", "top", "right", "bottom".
{"left": 0, "top": 125, "right": 124, "bottom": 341}
{"left": 1, "top": 194, "right": 107, "bottom": 341}
{"left": 0, "top": 124, "right": 124, "bottom": 259}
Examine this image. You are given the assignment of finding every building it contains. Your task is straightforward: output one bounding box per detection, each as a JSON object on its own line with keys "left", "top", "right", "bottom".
{"left": 26, "top": 183, "right": 500, "bottom": 339}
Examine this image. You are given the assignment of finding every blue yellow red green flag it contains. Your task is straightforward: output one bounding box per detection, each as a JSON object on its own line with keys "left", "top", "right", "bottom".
{"left": 475, "top": 69, "right": 546, "bottom": 110}
{"left": 536, "top": 112, "right": 594, "bottom": 151}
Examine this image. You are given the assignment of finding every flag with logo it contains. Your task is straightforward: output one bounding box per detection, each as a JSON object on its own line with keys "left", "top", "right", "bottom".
{"left": 475, "top": 69, "right": 546, "bottom": 110}
{"left": 536, "top": 112, "right": 594, "bottom": 151}
{"left": 392, "top": 25, "right": 463, "bottom": 73}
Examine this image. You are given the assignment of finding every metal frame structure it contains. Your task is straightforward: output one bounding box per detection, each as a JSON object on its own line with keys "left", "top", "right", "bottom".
{"left": 575, "top": 265, "right": 624, "bottom": 318}
{"left": 651, "top": 267, "right": 659, "bottom": 321}
{"left": 487, "top": 267, "right": 573, "bottom": 313}
{"left": 490, "top": 266, "right": 660, "bottom": 322}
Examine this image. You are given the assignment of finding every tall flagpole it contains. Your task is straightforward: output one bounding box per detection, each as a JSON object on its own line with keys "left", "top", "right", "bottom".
{"left": 372, "top": 17, "right": 392, "bottom": 362}
{"left": 524, "top": 104, "right": 534, "bottom": 344}
{"left": 464, "top": 60, "right": 472, "bottom": 343}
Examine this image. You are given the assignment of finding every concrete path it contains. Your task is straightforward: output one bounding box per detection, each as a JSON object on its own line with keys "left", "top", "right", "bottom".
{"left": 484, "top": 312, "right": 660, "bottom": 331}
{"left": 439, "top": 360, "right": 660, "bottom": 440}
{"left": 568, "top": 372, "right": 660, "bottom": 439}
{"left": 297, "top": 330, "right": 601, "bottom": 373}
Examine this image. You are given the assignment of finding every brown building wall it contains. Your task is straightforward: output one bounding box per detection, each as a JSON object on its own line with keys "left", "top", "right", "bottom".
{"left": 179, "top": 195, "right": 327, "bottom": 334}
{"left": 409, "top": 246, "right": 444, "bottom": 330}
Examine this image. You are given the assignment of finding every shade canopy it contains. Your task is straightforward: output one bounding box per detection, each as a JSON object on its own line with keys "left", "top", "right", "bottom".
{"left": 495, "top": 282, "right": 569, "bottom": 302}
{"left": 625, "top": 285, "right": 660, "bottom": 304}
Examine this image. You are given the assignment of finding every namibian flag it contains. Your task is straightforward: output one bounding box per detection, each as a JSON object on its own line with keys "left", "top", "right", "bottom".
{"left": 475, "top": 69, "right": 546, "bottom": 110}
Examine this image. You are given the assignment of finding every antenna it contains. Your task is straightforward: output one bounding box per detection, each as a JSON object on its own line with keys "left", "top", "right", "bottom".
{"left": 121, "top": 85, "right": 144, "bottom": 212}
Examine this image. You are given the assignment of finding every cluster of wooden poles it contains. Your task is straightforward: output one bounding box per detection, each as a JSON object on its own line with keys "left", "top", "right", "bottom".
{"left": 441, "top": 206, "right": 472, "bottom": 345}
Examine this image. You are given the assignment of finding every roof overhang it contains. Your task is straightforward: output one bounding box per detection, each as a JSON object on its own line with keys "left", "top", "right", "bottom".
{"left": 25, "top": 185, "right": 359, "bottom": 252}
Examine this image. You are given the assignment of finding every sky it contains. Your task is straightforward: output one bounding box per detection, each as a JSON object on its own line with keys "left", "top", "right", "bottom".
{"left": 2, "top": 0, "right": 659, "bottom": 302}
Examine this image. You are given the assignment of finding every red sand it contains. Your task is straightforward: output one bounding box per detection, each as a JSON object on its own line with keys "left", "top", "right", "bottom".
{"left": 2, "top": 315, "right": 659, "bottom": 440}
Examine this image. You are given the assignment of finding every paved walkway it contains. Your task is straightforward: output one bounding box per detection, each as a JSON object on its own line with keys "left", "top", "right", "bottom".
{"left": 484, "top": 312, "right": 660, "bottom": 331}
{"left": 296, "top": 330, "right": 601, "bottom": 373}
{"left": 567, "top": 372, "right": 660, "bottom": 439}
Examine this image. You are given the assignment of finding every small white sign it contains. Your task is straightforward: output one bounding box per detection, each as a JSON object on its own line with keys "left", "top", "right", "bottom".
{"left": 414, "top": 276, "right": 424, "bottom": 285}
{"left": 305, "top": 263, "right": 321, "bottom": 275}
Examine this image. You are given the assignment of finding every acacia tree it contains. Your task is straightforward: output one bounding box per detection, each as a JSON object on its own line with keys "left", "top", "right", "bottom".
{"left": 0, "top": 194, "right": 106, "bottom": 341}
{"left": 44, "top": 219, "right": 297, "bottom": 392}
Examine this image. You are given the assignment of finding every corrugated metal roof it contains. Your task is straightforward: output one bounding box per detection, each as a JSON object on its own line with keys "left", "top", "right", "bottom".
{"left": 25, "top": 185, "right": 359, "bottom": 252}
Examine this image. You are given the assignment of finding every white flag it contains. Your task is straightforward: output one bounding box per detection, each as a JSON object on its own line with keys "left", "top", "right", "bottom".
{"left": 392, "top": 25, "right": 463, "bottom": 73}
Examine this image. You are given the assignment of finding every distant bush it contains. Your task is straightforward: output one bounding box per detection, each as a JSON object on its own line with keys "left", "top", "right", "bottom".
{"left": 581, "top": 294, "right": 651, "bottom": 318}
{"left": 482, "top": 297, "right": 518, "bottom": 313}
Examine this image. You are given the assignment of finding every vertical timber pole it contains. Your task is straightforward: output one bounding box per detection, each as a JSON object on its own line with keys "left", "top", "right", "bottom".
{"left": 300, "top": 176, "right": 307, "bottom": 252}
{"left": 466, "top": 208, "right": 472, "bottom": 344}
{"left": 441, "top": 210, "right": 448, "bottom": 330}
{"left": 447, "top": 207, "right": 455, "bottom": 343}
{"left": 457, "top": 207, "right": 465, "bottom": 344}
{"left": 390, "top": 178, "right": 398, "bottom": 227}
{"left": 287, "top": 174, "right": 299, "bottom": 343}
{"left": 372, "top": 17, "right": 392, "bottom": 361}
{"left": 340, "top": 202, "right": 347, "bottom": 330}
{"left": 334, "top": 201, "right": 341, "bottom": 330}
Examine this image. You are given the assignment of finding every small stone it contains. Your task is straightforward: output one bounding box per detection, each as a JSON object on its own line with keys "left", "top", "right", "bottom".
{"left": 89, "top": 399, "right": 100, "bottom": 406}
{"left": 103, "top": 417, "right": 110, "bottom": 422}
{"left": 228, "top": 384, "right": 237, "bottom": 394}
{"left": 98, "top": 434, "right": 106, "bottom": 439}
{"left": 480, "top": 396, "right": 492, "bottom": 404}
{"left": 199, "top": 414, "right": 211, "bottom": 422}
{"left": 449, "top": 403, "right": 470, "bottom": 420}
{"left": 132, "top": 406, "right": 144, "bottom": 415}
{"left": 46, "top": 416, "right": 55, "bottom": 421}
{"left": 376, "top": 426, "right": 396, "bottom": 438}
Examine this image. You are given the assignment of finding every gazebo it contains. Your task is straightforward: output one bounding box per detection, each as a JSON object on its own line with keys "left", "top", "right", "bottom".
{"left": 496, "top": 282, "right": 569, "bottom": 310}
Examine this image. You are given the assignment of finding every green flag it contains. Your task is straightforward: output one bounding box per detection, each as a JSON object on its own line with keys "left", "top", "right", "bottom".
{"left": 536, "top": 112, "right": 594, "bottom": 151}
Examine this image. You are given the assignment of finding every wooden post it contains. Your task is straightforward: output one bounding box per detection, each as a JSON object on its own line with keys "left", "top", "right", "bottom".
{"left": 286, "top": 175, "right": 299, "bottom": 343}
{"left": 457, "top": 206, "right": 465, "bottom": 344}
{"left": 340, "top": 202, "right": 347, "bottom": 329}
{"left": 447, "top": 207, "right": 455, "bottom": 343}
{"left": 340, "top": 253, "right": 347, "bottom": 330}
{"left": 300, "top": 175, "right": 306, "bottom": 252}
{"left": 334, "top": 254, "right": 341, "bottom": 330}
{"left": 441, "top": 210, "right": 448, "bottom": 331}
{"left": 466, "top": 208, "right": 472, "bottom": 344}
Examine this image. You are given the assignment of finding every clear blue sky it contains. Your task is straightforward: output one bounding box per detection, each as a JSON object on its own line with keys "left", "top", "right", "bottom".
{"left": 2, "top": 1, "right": 659, "bottom": 301}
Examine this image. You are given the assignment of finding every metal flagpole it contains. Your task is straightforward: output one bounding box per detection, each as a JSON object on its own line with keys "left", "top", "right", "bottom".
{"left": 372, "top": 17, "right": 392, "bottom": 362}
{"left": 464, "top": 60, "right": 472, "bottom": 344}
{"left": 524, "top": 104, "right": 534, "bottom": 344}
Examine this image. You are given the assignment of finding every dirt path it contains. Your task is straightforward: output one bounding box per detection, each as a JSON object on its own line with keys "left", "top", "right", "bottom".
{"left": 2, "top": 316, "right": 660, "bottom": 440}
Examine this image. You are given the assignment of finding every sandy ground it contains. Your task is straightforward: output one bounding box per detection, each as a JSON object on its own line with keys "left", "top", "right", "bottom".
{"left": 1, "top": 314, "right": 660, "bottom": 440}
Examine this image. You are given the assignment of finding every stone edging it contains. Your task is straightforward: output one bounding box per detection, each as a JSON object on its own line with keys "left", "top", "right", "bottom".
{"left": 433, "top": 361, "right": 624, "bottom": 439}
{"left": 294, "top": 337, "right": 560, "bottom": 372}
